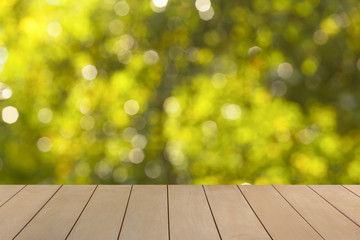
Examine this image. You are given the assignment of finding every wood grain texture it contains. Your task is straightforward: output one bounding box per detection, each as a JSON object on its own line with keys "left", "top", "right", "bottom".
{"left": 169, "top": 185, "right": 220, "bottom": 240}
{"left": 67, "top": 185, "right": 131, "bottom": 240}
{"left": 275, "top": 185, "right": 360, "bottom": 240}
{"left": 0, "top": 185, "right": 60, "bottom": 240}
{"left": 1, "top": 185, "right": 359, "bottom": 239}
{"left": 0, "top": 185, "right": 24, "bottom": 206}
{"left": 204, "top": 185, "right": 271, "bottom": 240}
{"left": 15, "top": 185, "right": 96, "bottom": 240}
{"left": 310, "top": 185, "right": 360, "bottom": 226}
{"left": 344, "top": 185, "right": 360, "bottom": 197}
{"left": 119, "top": 185, "right": 168, "bottom": 240}
{"left": 240, "top": 185, "right": 322, "bottom": 240}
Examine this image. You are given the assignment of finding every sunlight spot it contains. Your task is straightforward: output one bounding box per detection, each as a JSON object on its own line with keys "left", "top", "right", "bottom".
{"left": 152, "top": 0, "right": 168, "bottom": 8}
{"left": 313, "top": 29, "right": 328, "bottom": 45}
{"left": 356, "top": 59, "right": 360, "bottom": 71}
{"left": 114, "top": 1, "right": 130, "bottom": 16}
{"left": 80, "top": 115, "right": 95, "bottom": 131}
{"left": 47, "top": 22, "right": 62, "bottom": 37}
{"left": 82, "top": 65, "right": 97, "bottom": 80}
{"left": 122, "top": 127, "right": 137, "bottom": 141}
{"left": 0, "top": 83, "right": 12, "bottom": 100}
{"left": 164, "top": 97, "right": 181, "bottom": 117}
{"left": 270, "top": 80, "right": 287, "bottom": 97}
{"left": 124, "top": 99, "right": 140, "bottom": 115}
{"left": 75, "top": 161, "right": 90, "bottom": 177}
{"left": 199, "top": 7, "right": 214, "bottom": 21}
{"left": 109, "top": 19, "right": 124, "bottom": 35}
{"left": 334, "top": 12, "right": 350, "bottom": 28}
{"left": 202, "top": 120, "right": 218, "bottom": 136}
{"left": 0, "top": 47, "right": 9, "bottom": 65}
{"left": 143, "top": 50, "right": 159, "bottom": 65}
{"left": 131, "top": 134, "right": 147, "bottom": 149}
{"left": 211, "top": 73, "right": 227, "bottom": 88}
{"left": 102, "top": 121, "right": 117, "bottom": 136}
{"left": 2, "top": 106, "right": 19, "bottom": 124}
{"left": 166, "top": 141, "right": 185, "bottom": 166}
{"left": 37, "top": 137, "right": 52, "bottom": 152}
{"left": 145, "top": 161, "right": 162, "bottom": 179}
{"left": 129, "top": 148, "right": 145, "bottom": 164}
{"left": 38, "top": 108, "right": 53, "bottom": 123}
{"left": 46, "top": 0, "right": 60, "bottom": 5}
{"left": 248, "top": 46, "right": 262, "bottom": 57}
{"left": 277, "top": 62, "right": 294, "bottom": 79}
{"left": 95, "top": 161, "right": 112, "bottom": 179}
{"left": 277, "top": 62, "right": 293, "bottom": 79}
{"left": 221, "top": 104, "right": 241, "bottom": 120}
{"left": 113, "top": 167, "right": 128, "bottom": 182}
{"left": 78, "top": 98, "right": 91, "bottom": 114}
{"left": 195, "top": 0, "right": 211, "bottom": 12}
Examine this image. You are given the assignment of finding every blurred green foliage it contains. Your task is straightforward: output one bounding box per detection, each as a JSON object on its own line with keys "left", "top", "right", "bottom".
{"left": 1, "top": 0, "right": 360, "bottom": 184}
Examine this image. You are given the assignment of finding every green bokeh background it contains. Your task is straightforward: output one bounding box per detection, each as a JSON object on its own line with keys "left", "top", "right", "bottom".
{"left": 1, "top": 0, "right": 360, "bottom": 184}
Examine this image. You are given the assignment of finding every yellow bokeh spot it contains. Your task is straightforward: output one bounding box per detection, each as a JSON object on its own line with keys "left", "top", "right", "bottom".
{"left": 319, "top": 135, "right": 338, "bottom": 156}
{"left": 20, "top": 18, "right": 43, "bottom": 36}
{"left": 292, "top": 153, "right": 327, "bottom": 177}
{"left": 197, "top": 48, "right": 213, "bottom": 65}
{"left": 273, "top": 0, "right": 291, "bottom": 12}
{"left": 293, "top": 1, "right": 313, "bottom": 17}
{"left": 321, "top": 17, "right": 340, "bottom": 35}
{"left": 253, "top": 0, "right": 270, "bottom": 13}
{"left": 347, "top": 159, "right": 360, "bottom": 182}
{"left": 254, "top": 177, "right": 270, "bottom": 184}
{"left": 310, "top": 105, "right": 336, "bottom": 130}
{"left": 301, "top": 57, "right": 318, "bottom": 76}
{"left": 256, "top": 28, "right": 272, "bottom": 47}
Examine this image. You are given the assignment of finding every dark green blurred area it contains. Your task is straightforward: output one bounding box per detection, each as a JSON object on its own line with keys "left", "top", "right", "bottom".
{"left": 1, "top": 0, "right": 360, "bottom": 184}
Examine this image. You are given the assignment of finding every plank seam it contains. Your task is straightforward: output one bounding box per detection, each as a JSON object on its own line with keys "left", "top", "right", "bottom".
{"left": 307, "top": 185, "right": 360, "bottom": 228}
{"left": 65, "top": 185, "right": 99, "bottom": 239}
{"left": 117, "top": 185, "right": 133, "bottom": 240}
{"left": 0, "top": 185, "right": 27, "bottom": 208}
{"left": 167, "top": 185, "right": 170, "bottom": 240}
{"left": 202, "top": 185, "right": 222, "bottom": 240}
{"left": 237, "top": 185, "right": 273, "bottom": 240}
{"left": 272, "top": 185, "right": 325, "bottom": 240}
{"left": 342, "top": 185, "right": 360, "bottom": 198}
{"left": 12, "top": 185, "right": 63, "bottom": 240}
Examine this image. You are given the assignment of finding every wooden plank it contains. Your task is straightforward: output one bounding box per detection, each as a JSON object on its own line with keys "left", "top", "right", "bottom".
{"left": 0, "top": 185, "right": 60, "bottom": 240}
{"left": 169, "top": 185, "right": 220, "bottom": 240}
{"left": 344, "top": 185, "right": 360, "bottom": 197}
{"left": 204, "top": 185, "right": 271, "bottom": 240}
{"left": 310, "top": 185, "right": 360, "bottom": 226}
{"left": 15, "top": 185, "right": 96, "bottom": 240}
{"left": 275, "top": 185, "right": 360, "bottom": 240}
{"left": 119, "top": 185, "right": 168, "bottom": 240}
{"left": 240, "top": 185, "right": 322, "bottom": 240}
{"left": 0, "top": 185, "right": 25, "bottom": 206}
{"left": 67, "top": 185, "right": 131, "bottom": 240}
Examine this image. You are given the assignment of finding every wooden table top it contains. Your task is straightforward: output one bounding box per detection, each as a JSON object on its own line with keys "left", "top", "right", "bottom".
{"left": 0, "top": 185, "right": 359, "bottom": 239}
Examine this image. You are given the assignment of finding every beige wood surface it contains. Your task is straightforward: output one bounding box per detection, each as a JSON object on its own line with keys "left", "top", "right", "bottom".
{"left": 275, "top": 185, "right": 360, "bottom": 240}
{"left": 0, "top": 185, "right": 60, "bottom": 240}
{"left": 67, "top": 185, "right": 132, "bottom": 240}
{"left": 0, "top": 185, "right": 359, "bottom": 239}
{"left": 344, "top": 185, "right": 360, "bottom": 197}
{"left": 310, "top": 185, "right": 360, "bottom": 226}
{"left": 204, "top": 185, "right": 271, "bottom": 240}
{"left": 169, "top": 185, "right": 220, "bottom": 240}
{"left": 15, "top": 185, "right": 96, "bottom": 240}
{"left": 240, "top": 185, "right": 322, "bottom": 240}
{"left": 119, "top": 185, "right": 168, "bottom": 240}
{"left": 0, "top": 185, "right": 25, "bottom": 206}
